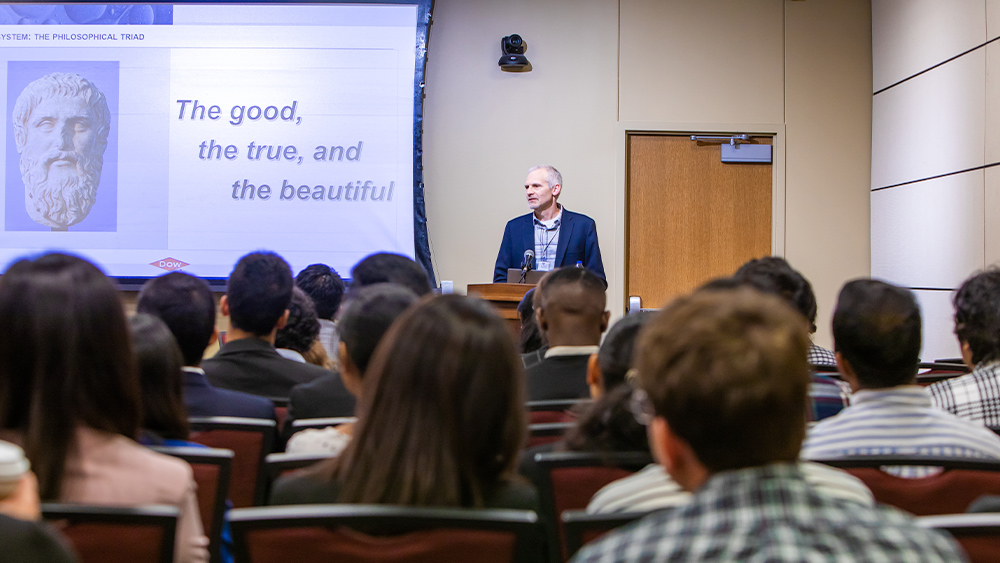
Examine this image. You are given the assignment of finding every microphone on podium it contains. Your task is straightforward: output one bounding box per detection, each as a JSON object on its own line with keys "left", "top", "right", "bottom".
{"left": 519, "top": 249, "right": 535, "bottom": 283}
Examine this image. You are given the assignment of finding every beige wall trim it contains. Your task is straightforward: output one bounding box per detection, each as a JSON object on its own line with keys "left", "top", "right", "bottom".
{"left": 614, "top": 121, "right": 786, "bottom": 316}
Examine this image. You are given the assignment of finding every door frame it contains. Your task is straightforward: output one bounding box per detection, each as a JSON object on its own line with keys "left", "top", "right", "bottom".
{"left": 613, "top": 121, "right": 786, "bottom": 316}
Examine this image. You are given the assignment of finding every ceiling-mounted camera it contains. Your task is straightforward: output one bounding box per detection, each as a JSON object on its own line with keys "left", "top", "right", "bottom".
{"left": 499, "top": 34, "right": 531, "bottom": 72}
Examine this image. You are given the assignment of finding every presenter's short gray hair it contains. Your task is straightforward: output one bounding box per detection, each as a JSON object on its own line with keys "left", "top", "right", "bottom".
{"left": 528, "top": 165, "right": 562, "bottom": 189}
{"left": 12, "top": 72, "right": 111, "bottom": 155}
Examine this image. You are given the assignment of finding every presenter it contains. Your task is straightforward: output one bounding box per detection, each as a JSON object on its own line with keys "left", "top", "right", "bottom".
{"left": 493, "top": 165, "right": 605, "bottom": 283}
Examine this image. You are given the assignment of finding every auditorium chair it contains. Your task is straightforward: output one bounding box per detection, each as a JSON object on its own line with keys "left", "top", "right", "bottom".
{"left": 527, "top": 399, "right": 591, "bottom": 425}
{"left": 918, "top": 513, "right": 1000, "bottom": 563}
{"left": 263, "top": 451, "right": 333, "bottom": 498}
{"left": 188, "top": 416, "right": 276, "bottom": 507}
{"left": 530, "top": 450, "right": 653, "bottom": 562}
{"left": 228, "top": 504, "right": 541, "bottom": 563}
{"left": 268, "top": 397, "right": 290, "bottom": 434}
{"left": 815, "top": 455, "right": 1000, "bottom": 515}
{"left": 915, "top": 362, "right": 970, "bottom": 385}
{"left": 151, "top": 445, "right": 233, "bottom": 563}
{"left": 42, "top": 503, "right": 178, "bottom": 563}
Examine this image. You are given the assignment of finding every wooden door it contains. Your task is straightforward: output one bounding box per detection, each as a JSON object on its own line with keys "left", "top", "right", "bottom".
{"left": 626, "top": 133, "right": 772, "bottom": 310}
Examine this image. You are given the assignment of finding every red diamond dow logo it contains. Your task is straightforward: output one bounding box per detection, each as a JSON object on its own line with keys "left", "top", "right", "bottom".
{"left": 151, "top": 257, "right": 189, "bottom": 271}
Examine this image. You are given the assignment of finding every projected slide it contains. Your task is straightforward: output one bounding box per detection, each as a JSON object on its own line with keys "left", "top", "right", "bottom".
{"left": 0, "top": 3, "right": 419, "bottom": 278}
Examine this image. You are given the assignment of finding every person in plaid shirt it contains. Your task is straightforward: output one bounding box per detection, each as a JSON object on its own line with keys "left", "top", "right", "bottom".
{"left": 930, "top": 269, "right": 1000, "bottom": 427}
{"left": 572, "top": 288, "right": 963, "bottom": 563}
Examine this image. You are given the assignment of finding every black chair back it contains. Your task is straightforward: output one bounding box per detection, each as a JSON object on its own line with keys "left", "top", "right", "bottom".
{"left": 42, "top": 503, "right": 178, "bottom": 563}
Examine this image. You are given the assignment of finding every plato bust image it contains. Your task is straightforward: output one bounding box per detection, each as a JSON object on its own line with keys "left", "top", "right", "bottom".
{"left": 12, "top": 72, "right": 111, "bottom": 230}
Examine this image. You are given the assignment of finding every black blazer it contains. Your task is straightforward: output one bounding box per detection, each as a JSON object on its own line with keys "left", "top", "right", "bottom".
{"left": 183, "top": 367, "right": 276, "bottom": 420}
{"left": 283, "top": 373, "right": 356, "bottom": 441}
{"left": 525, "top": 354, "right": 592, "bottom": 401}
{"left": 202, "top": 338, "right": 331, "bottom": 399}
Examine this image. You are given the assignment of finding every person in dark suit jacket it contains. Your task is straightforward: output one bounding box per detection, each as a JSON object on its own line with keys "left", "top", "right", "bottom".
{"left": 200, "top": 252, "right": 334, "bottom": 399}
{"left": 284, "top": 254, "right": 430, "bottom": 433}
{"left": 494, "top": 165, "right": 605, "bottom": 283}
{"left": 526, "top": 267, "right": 609, "bottom": 401}
{"left": 284, "top": 284, "right": 419, "bottom": 451}
{"left": 137, "top": 271, "right": 276, "bottom": 420}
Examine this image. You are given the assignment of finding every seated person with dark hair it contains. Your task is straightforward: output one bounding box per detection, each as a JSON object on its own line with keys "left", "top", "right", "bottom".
{"left": 350, "top": 252, "right": 433, "bottom": 297}
{"left": 804, "top": 279, "right": 1000, "bottom": 476}
{"left": 294, "top": 264, "right": 346, "bottom": 360}
{"left": 732, "top": 258, "right": 850, "bottom": 420}
{"left": 275, "top": 287, "right": 334, "bottom": 370}
{"left": 284, "top": 253, "right": 432, "bottom": 433}
{"left": 285, "top": 284, "right": 418, "bottom": 455}
{"left": 202, "top": 252, "right": 332, "bottom": 399}
{"left": 930, "top": 269, "right": 1000, "bottom": 426}
{"left": 526, "top": 267, "right": 609, "bottom": 401}
{"left": 573, "top": 289, "right": 962, "bottom": 562}
{"left": 518, "top": 287, "right": 546, "bottom": 366}
{"left": 137, "top": 272, "right": 274, "bottom": 420}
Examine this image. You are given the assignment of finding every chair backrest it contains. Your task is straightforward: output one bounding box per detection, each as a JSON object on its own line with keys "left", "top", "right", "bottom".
{"left": 189, "top": 416, "right": 277, "bottom": 507}
{"left": 263, "top": 452, "right": 333, "bottom": 496}
{"left": 918, "top": 513, "right": 1000, "bottom": 563}
{"left": 229, "top": 504, "right": 540, "bottom": 563}
{"left": 561, "top": 510, "right": 650, "bottom": 558}
{"left": 815, "top": 456, "right": 1000, "bottom": 515}
{"left": 531, "top": 451, "right": 653, "bottom": 562}
{"left": 151, "top": 445, "right": 233, "bottom": 563}
{"left": 527, "top": 422, "right": 575, "bottom": 448}
{"left": 916, "top": 362, "right": 970, "bottom": 385}
{"left": 42, "top": 503, "right": 178, "bottom": 563}
{"left": 268, "top": 397, "right": 290, "bottom": 434}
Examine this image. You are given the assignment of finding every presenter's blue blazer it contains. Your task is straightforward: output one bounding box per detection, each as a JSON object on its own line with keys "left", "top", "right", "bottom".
{"left": 493, "top": 208, "right": 606, "bottom": 283}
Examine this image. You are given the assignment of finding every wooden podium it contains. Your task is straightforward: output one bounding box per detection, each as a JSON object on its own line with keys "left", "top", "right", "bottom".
{"left": 467, "top": 283, "right": 534, "bottom": 334}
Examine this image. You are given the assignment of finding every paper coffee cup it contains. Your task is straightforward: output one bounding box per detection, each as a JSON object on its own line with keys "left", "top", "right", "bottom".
{"left": 0, "top": 441, "right": 29, "bottom": 498}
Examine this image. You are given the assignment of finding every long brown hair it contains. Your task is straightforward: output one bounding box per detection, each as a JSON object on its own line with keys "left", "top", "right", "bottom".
{"left": 130, "top": 313, "right": 190, "bottom": 441}
{"left": 0, "top": 254, "right": 141, "bottom": 500}
{"left": 325, "top": 294, "right": 526, "bottom": 507}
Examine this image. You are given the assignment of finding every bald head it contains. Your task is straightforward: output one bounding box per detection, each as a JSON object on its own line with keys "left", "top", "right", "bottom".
{"left": 535, "top": 267, "right": 609, "bottom": 346}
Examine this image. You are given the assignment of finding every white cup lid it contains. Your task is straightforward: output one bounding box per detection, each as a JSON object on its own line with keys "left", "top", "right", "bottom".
{"left": 0, "top": 441, "right": 29, "bottom": 480}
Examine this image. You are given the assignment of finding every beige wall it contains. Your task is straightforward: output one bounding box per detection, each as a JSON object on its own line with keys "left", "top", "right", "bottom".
{"left": 423, "top": 0, "right": 872, "bottom": 346}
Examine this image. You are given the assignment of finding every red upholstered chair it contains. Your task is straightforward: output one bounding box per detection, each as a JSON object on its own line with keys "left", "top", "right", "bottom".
{"left": 561, "top": 510, "right": 650, "bottom": 558}
{"left": 151, "top": 446, "right": 233, "bottom": 563}
{"left": 918, "top": 513, "right": 1000, "bottom": 563}
{"left": 527, "top": 422, "right": 575, "bottom": 448}
{"left": 228, "top": 505, "right": 540, "bottom": 563}
{"left": 916, "top": 362, "right": 970, "bottom": 386}
{"left": 268, "top": 397, "right": 290, "bottom": 434}
{"left": 815, "top": 456, "right": 1000, "bottom": 515}
{"left": 188, "top": 416, "right": 276, "bottom": 507}
{"left": 527, "top": 400, "right": 590, "bottom": 425}
{"left": 42, "top": 503, "right": 178, "bottom": 563}
{"left": 530, "top": 451, "right": 653, "bottom": 562}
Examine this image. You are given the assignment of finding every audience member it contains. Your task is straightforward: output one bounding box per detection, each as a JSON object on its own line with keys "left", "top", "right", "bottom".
{"left": 586, "top": 298, "right": 871, "bottom": 514}
{"left": 731, "top": 259, "right": 849, "bottom": 420}
{"left": 283, "top": 253, "right": 433, "bottom": 432}
{"left": 285, "top": 284, "right": 418, "bottom": 455}
{"left": 930, "top": 269, "right": 1000, "bottom": 426}
{"left": 271, "top": 295, "right": 535, "bottom": 511}
{"left": 137, "top": 272, "right": 274, "bottom": 420}
{"left": 130, "top": 314, "right": 192, "bottom": 447}
{"left": 561, "top": 314, "right": 650, "bottom": 454}
{"left": 275, "top": 287, "right": 334, "bottom": 370}
{"left": 202, "top": 252, "right": 332, "bottom": 398}
{"left": 734, "top": 256, "right": 834, "bottom": 365}
{"left": 572, "top": 288, "right": 962, "bottom": 562}
{"left": 294, "top": 263, "right": 345, "bottom": 359}
{"left": 518, "top": 287, "right": 545, "bottom": 364}
{"left": 0, "top": 253, "right": 208, "bottom": 563}
{"left": 525, "top": 267, "right": 609, "bottom": 401}
{"left": 803, "top": 280, "right": 1000, "bottom": 476}
{"left": 350, "top": 252, "right": 433, "bottom": 296}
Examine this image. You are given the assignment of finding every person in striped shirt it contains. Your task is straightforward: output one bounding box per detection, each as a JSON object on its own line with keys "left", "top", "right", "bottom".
{"left": 802, "top": 279, "right": 1000, "bottom": 477}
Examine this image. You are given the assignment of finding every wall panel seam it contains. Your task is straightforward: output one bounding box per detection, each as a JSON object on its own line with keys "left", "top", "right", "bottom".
{"left": 871, "top": 162, "right": 999, "bottom": 192}
{"left": 873, "top": 37, "right": 999, "bottom": 96}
